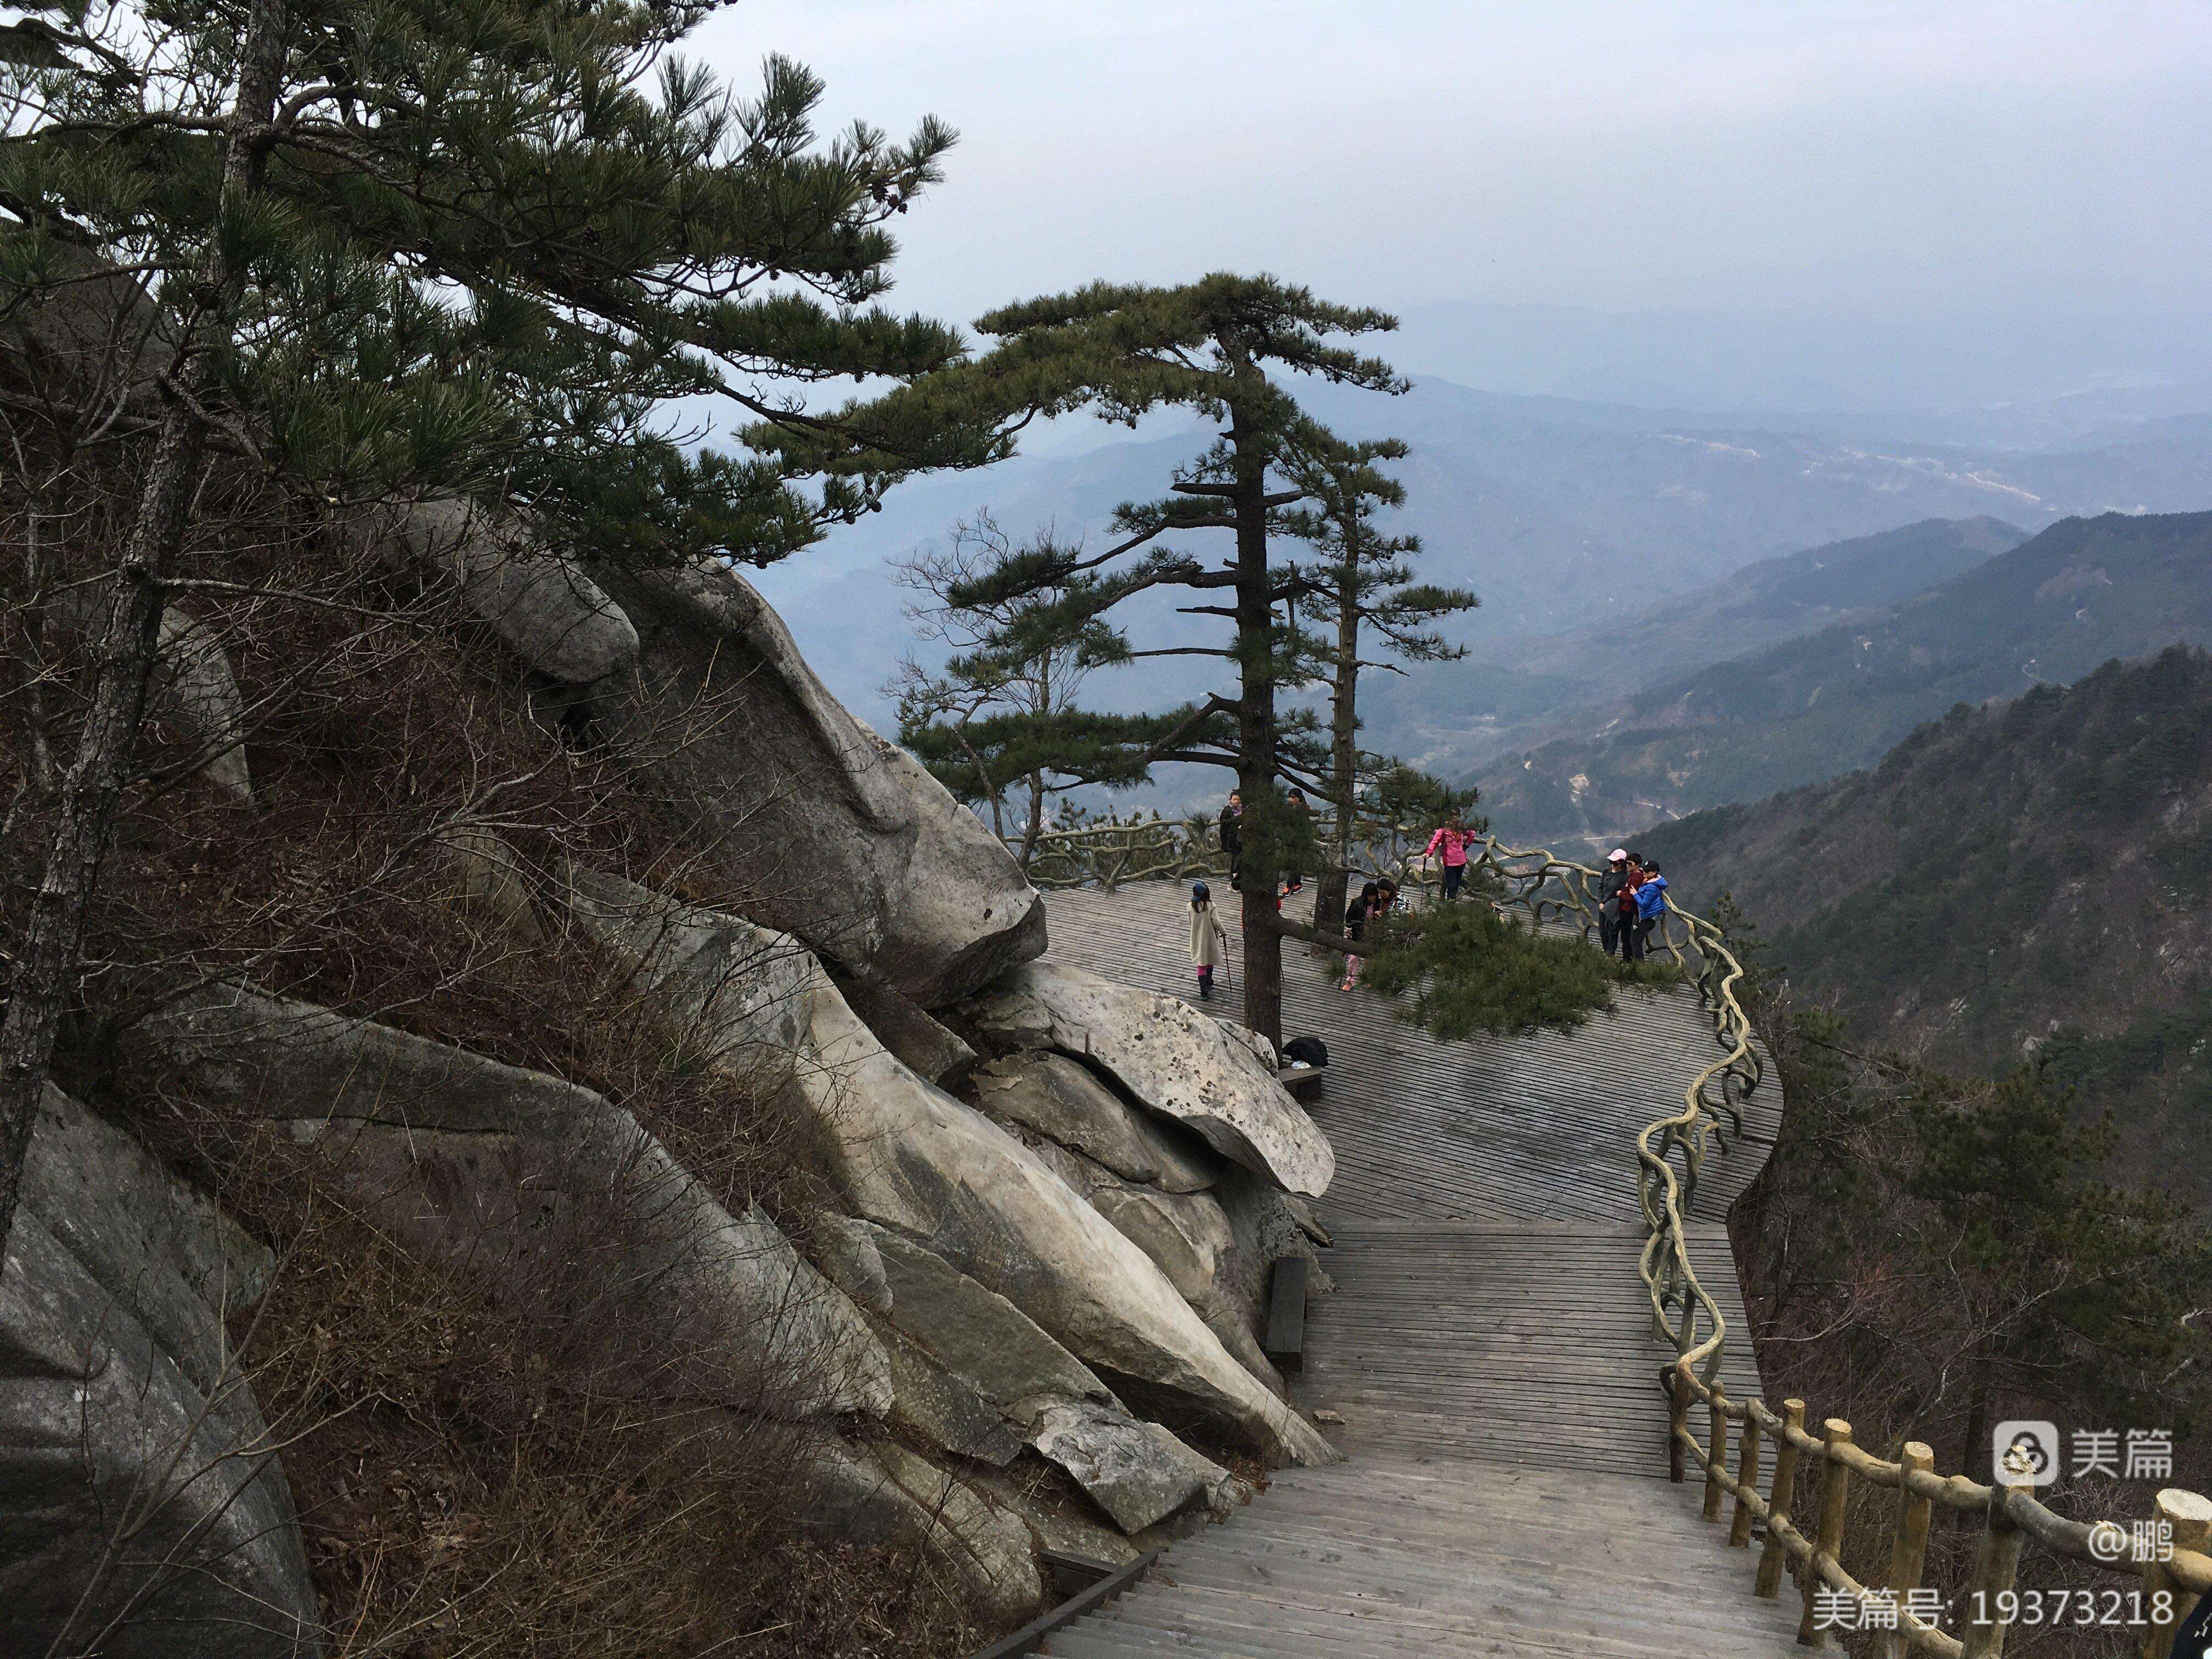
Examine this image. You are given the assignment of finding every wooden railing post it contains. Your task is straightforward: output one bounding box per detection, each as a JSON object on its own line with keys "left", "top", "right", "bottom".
{"left": 1729, "top": 1407, "right": 1764, "bottom": 1548}
{"left": 1704, "top": 1383, "right": 1731, "bottom": 1521}
{"left": 1667, "top": 1363, "right": 1689, "bottom": 1483}
{"left": 2141, "top": 1488, "right": 2212, "bottom": 1659}
{"left": 1876, "top": 1443, "right": 1934, "bottom": 1659}
{"left": 1756, "top": 1400, "right": 1805, "bottom": 1599}
{"left": 1960, "top": 1472, "right": 2027, "bottom": 1659}
{"left": 1796, "top": 1419, "right": 1853, "bottom": 1649}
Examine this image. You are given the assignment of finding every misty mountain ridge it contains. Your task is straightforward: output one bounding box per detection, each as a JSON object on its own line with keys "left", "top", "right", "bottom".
{"left": 1365, "top": 515, "right": 2029, "bottom": 777}
{"left": 1390, "top": 300, "right": 2212, "bottom": 427}
{"left": 1470, "top": 510, "right": 2212, "bottom": 851}
{"left": 763, "top": 374, "right": 2212, "bottom": 772}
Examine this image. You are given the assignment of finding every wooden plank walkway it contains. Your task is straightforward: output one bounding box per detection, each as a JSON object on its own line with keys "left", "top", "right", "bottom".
{"left": 1036, "top": 881, "right": 1801, "bottom": 1658}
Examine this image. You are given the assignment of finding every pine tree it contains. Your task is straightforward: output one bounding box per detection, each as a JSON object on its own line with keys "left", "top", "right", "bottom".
{"left": 787, "top": 274, "right": 1406, "bottom": 1046}
{"left": 1279, "top": 430, "right": 1475, "bottom": 931}
{"left": 0, "top": 0, "right": 985, "bottom": 1250}
{"left": 886, "top": 512, "right": 1128, "bottom": 862}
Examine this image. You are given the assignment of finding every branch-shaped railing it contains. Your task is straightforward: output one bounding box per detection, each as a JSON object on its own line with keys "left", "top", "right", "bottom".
{"left": 1022, "top": 818, "right": 2212, "bottom": 1654}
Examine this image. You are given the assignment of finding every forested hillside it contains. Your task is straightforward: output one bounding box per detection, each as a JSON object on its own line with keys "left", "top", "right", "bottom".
{"left": 1474, "top": 511, "right": 2212, "bottom": 849}
{"left": 1642, "top": 646, "right": 2212, "bottom": 1194}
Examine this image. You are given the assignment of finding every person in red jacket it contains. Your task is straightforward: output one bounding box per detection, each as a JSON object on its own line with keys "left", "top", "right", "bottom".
{"left": 1422, "top": 811, "right": 1475, "bottom": 901}
{"left": 1616, "top": 854, "right": 1648, "bottom": 961}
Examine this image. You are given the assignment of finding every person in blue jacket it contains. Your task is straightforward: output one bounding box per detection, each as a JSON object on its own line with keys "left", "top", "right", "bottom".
{"left": 1631, "top": 859, "right": 1669, "bottom": 957}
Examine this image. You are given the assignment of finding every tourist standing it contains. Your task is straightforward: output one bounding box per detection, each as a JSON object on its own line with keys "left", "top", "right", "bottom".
{"left": 1339, "top": 879, "right": 1380, "bottom": 992}
{"left": 1616, "top": 855, "right": 1647, "bottom": 961}
{"left": 1218, "top": 791, "right": 1244, "bottom": 890}
{"left": 1596, "top": 848, "right": 1631, "bottom": 956}
{"left": 1189, "top": 881, "right": 1230, "bottom": 1001}
{"left": 1423, "top": 812, "right": 1475, "bottom": 901}
{"left": 1632, "top": 859, "right": 1669, "bottom": 959}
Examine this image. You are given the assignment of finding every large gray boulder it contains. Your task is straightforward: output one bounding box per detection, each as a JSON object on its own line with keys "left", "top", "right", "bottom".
{"left": 45, "top": 598, "right": 252, "bottom": 800}
{"left": 1029, "top": 1401, "right": 1240, "bottom": 1534}
{"left": 591, "top": 557, "right": 1044, "bottom": 1006}
{"left": 960, "top": 961, "right": 1334, "bottom": 1197}
{"left": 854, "top": 1220, "right": 1234, "bottom": 1533}
{"left": 2, "top": 1086, "right": 318, "bottom": 1658}
{"left": 561, "top": 870, "right": 1335, "bottom": 1468}
{"left": 974, "top": 1051, "right": 1217, "bottom": 1193}
{"left": 118, "top": 983, "right": 891, "bottom": 1418}
{"left": 1026, "top": 1139, "right": 1277, "bottom": 1390}
{"left": 374, "top": 496, "right": 641, "bottom": 687}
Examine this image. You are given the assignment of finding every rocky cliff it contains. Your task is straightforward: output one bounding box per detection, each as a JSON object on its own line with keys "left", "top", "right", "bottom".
{"left": 0, "top": 461, "right": 1338, "bottom": 1654}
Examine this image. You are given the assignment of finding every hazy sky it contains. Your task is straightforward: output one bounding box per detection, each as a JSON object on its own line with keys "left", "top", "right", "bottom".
{"left": 698, "top": 2, "right": 2212, "bottom": 336}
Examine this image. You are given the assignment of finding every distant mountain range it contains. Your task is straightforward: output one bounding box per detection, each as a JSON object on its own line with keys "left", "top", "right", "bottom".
{"left": 760, "top": 377, "right": 2212, "bottom": 772}
{"left": 1366, "top": 515, "right": 2029, "bottom": 778}
{"left": 1469, "top": 511, "right": 2212, "bottom": 850}
{"left": 1637, "top": 646, "right": 2212, "bottom": 1198}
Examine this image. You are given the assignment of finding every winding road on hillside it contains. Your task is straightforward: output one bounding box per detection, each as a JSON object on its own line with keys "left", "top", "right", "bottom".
{"left": 1035, "top": 882, "right": 1799, "bottom": 1658}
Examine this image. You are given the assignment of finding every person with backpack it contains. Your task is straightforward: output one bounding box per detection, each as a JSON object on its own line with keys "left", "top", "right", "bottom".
{"left": 1631, "top": 859, "right": 1669, "bottom": 958}
{"left": 1422, "top": 811, "right": 1475, "bottom": 900}
{"left": 1339, "top": 879, "right": 1381, "bottom": 992}
{"left": 1596, "top": 848, "right": 1632, "bottom": 956}
{"left": 1189, "top": 880, "right": 1231, "bottom": 1001}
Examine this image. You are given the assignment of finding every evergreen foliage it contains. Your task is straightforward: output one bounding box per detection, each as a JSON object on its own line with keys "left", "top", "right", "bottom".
{"left": 1280, "top": 431, "right": 1475, "bottom": 927}
{"left": 1713, "top": 902, "right": 2212, "bottom": 1497}
{"left": 824, "top": 273, "right": 1413, "bottom": 1041}
{"left": 0, "top": 0, "right": 996, "bottom": 1251}
{"left": 1356, "top": 900, "right": 1666, "bottom": 1040}
{"left": 0, "top": 0, "right": 984, "bottom": 557}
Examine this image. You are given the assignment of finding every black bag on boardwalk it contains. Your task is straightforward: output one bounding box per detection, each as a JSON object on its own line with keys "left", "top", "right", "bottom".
{"left": 1282, "top": 1035, "right": 1328, "bottom": 1069}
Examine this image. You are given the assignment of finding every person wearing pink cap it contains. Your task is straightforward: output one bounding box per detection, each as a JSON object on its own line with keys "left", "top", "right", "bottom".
{"left": 1596, "top": 848, "right": 1632, "bottom": 956}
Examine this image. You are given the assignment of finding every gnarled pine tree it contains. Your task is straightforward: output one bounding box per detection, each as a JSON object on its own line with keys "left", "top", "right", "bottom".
{"left": 781, "top": 274, "right": 1405, "bottom": 1046}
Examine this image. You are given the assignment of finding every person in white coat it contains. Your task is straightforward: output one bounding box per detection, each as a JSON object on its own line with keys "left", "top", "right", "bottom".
{"left": 1188, "top": 880, "right": 1231, "bottom": 1001}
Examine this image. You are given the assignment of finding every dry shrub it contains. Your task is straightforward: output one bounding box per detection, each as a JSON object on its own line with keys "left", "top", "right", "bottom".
{"left": 228, "top": 1184, "right": 981, "bottom": 1659}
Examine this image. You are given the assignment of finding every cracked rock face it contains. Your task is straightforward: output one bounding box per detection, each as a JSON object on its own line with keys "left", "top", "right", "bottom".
{"left": 1028, "top": 1400, "right": 1236, "bottom": 1534}
{"left": 851, "top": 1220, "right": 1233, "bottom": 1533}
{"left": 802, "top": 1437, "right": 1042, "bottom": 1626}
{"left": 959, "top": 960, "right": 1335, "bottom": 1197}
{"left": 973, "top": 1051, "right": 1218, "bottom": 1193}
{"left": 592, "top": 558, "right": 1045, "bottom": 1007}
{"left": 1026, "top": 1139, "right": 1279, "bottom": 1391}
{"left": 1, "top": 1087, "right": 317, "bottom": 1659}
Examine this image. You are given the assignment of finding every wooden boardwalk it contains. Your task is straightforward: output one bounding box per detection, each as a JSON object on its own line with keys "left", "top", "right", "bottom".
{"left": 1037, "top": 882, "right": 1801, "bottom": 1658}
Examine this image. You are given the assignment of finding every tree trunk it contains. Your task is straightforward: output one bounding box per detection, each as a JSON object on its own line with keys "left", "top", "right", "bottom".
{"left": 1314, "top": 544, "right": 1361, "bottom": 937}
{"left": 1227, "top": 381, "right": 1284, "bottom": 1051}
{"left": 1019, "top": 770, "right": 1045, "bottom": 865}
{"left": 0, "top": 0, "right": 288, "bottom": 1258}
